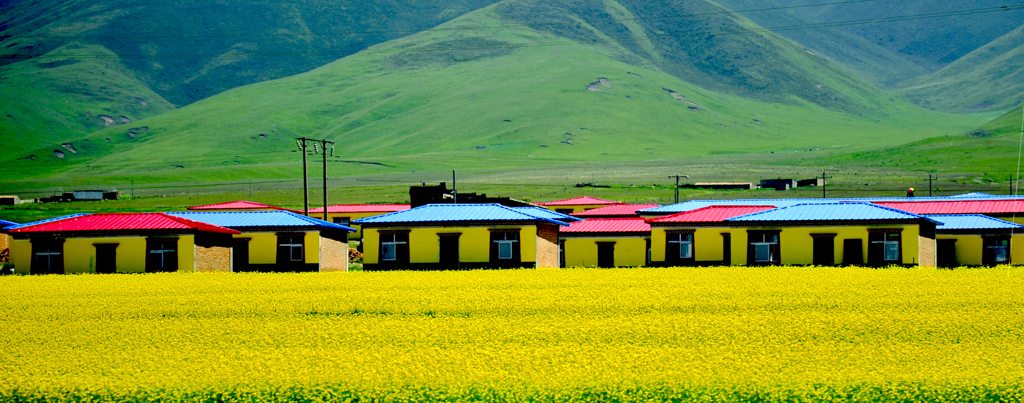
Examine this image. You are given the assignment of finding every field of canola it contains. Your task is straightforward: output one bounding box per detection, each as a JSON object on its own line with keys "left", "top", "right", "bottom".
{"left": 2, "top": 267, "right": 1024, "bottom": 401}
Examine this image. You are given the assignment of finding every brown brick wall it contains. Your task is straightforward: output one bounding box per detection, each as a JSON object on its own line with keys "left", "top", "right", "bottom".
{"left": 196, "top": 245, "right": 231, "bottom": 272}
{"left": 319, "top": 236, "right": 348, "bottom": 272}
{"left": 918, "top": 234, "right": 937, "bottom": 267}
{"left": 535, "top": 224, "right": 560, "bottom": 269}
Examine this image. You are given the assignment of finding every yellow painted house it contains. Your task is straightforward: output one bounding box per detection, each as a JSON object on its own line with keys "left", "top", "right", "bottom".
{"left": 6, "top": 213, "right": 239, "bottom": 274}
{"left": 0, "top": 219, "right": 15, "bottom": 259}
{"left": 927, "top": 214, "right": 1024, "bottom": 267}
{"left": 168, "top": 211, "right": 355, "bottom": 272}
{"left": 307, "top": 204, "right": 410, "bottom": 239}
{"left": 649, "top": 203, "right": 938, "bottom": 267}
{"left": 560, "top": 218, "right": 650, "bottom": 268}
{"left": 540, "top": 196, "right": 621, "bottom": 215}
{"left": 356, "top": 204, "right": 575, "bottom": 270}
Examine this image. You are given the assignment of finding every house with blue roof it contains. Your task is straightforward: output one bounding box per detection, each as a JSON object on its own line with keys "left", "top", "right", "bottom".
{"left": 1, "top": 218, "right": 17, "bottom": 262}
{"left": 354, "top": 204, "right": 575, "bottom": 270}
{"left": 927, "top": 214, "right": 1024, "bottom": 267}
{"left": 170, "top": 211, "right": 355, "bottom": 272}
{"left": 649, "top": 203, "right": 938, "bottom": 267}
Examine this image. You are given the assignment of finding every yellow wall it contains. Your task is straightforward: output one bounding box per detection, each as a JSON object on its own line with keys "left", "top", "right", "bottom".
{"left": 938, "top": 234, "right": 1024, "bottom": 266}
{"left": 652, "top": 224, "right": 924, "bottom": 266}
{"left": 363, "top": 225, "right": 537, "bottom": 265}
{"left": 321, "top": 211, "right": 393, "bottom": 239}
{"left": 11, "top": 235, "right": 196, "bottom": 274}
{"left": 563, "top": 237, "right": 647, "bottom": 267}
{"left": 236, "top": 231, "right": 321, "bottom": 265}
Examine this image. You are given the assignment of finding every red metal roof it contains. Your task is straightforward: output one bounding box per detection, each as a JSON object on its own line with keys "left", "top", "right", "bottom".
{"left": 561, "top": 218, "right": 651, "bottom": 234}
{"left": 540, "top": 196, "right": 621, "bottom": 206}
{"left": 8, "top": 213, "right": 239, "bottom": 234}
{"left": 308, "top": 204, "right": 411, "bottom": 214}
{"left": 187, "top": 200, "right": 284, "bottom": 211}
{"left": 573, "top": 203, "right": 659, "bottom": 218}
{"left": 650, "top": 205, "right": 776, "bottom": 223}
{"left": 874, "top": 200, "right": 1024, "bottom": 215}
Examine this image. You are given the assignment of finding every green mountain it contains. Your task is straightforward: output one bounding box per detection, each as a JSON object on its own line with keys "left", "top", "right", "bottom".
{"left": 715, "top": 0, "right": 1024, "bottom": 89}
{"left": 0, "top": 0, "right": 498, "bottom": 157}
{"left": 898, "top": 25, "right": 1024, "bottom": 112}
{"left": 1, "top": 0, "right": 979, "bottom": 192}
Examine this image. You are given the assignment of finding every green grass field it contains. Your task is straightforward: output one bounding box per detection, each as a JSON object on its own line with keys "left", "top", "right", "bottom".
{"left": 2, "top": 267, "right": 1023, "bottom": 401}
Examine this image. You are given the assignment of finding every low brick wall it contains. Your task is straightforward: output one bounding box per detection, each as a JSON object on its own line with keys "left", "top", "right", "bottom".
{"left": 319, "top": 236, "right": 348, "bottom": 272}
{"left": 196, "top": 245, "right": 231, "bottom": 272}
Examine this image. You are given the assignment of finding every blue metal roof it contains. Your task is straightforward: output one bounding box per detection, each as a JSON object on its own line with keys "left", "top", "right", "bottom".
{"left": 0, "top": 219, "right": 17, "bottom": 229}
{"left": 640, "top": 195, "right": 1024, "bottom": 215}
{"left": 511, "top": 206, "right": 582, "bottom": 222}
{"left": 949, "top": 192, "right": 995, "bottom": 198}
{"left": 3, "top": 213, "right": 89, "bottom": 231}
{"left": 926, "top": 214, "right": 1024, "bottom": 231}
{"left": 169, "top": 211, "right": 354, "bottom": 232}
{"left": 727, "top": 203, "right": 928, "bottom": 222}
{"left": 353, "top": 204, "right": 572, "bottom": 226}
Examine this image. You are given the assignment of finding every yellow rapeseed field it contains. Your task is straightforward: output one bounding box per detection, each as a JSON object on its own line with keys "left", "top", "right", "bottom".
{"left": 1, "top": 267, "right": 1023, "bottom": 401}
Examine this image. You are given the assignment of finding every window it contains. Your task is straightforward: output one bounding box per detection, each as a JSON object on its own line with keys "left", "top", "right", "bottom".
{"left": 490, "top": 230, "right": 521, "bottom": 264}
{"left": 380, "top": 232, "right": 409, "bottom": 263}
{"left": 278, "top": 234, "right": 305, "bottom": 262}
{"left": 495, "top": 232, "right": 518, "bottom": 259}
{"left": 747, "top": 231, "right": 780, "bottom": 265}
{"left": 667, "top": 232, "right": 694, "bottom": 260}
{"left": 31, "top": 239, "right": 64, "bottom": 275}
{"left": 984, "top": 237, "right": 1010, "bottom": 265}
{"left": 869, "top": 230, "right": 902, "bottom": 265}
{"left": 333, "top": 217, "right": 351, "bottom": 227}
{"left": 146, "top": 238, "right": 178, "bottom": 272}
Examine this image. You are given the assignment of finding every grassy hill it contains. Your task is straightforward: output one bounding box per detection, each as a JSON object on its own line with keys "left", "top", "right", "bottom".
{"left": 0, "top": 0, "right": 982, "bottom": 194}
{"left": 0, "top": 0, "right": 499, "bottom": 157}
{"left": 898, "top": 25, "right": 1024, "bottom": 113}
{"left": 715, "top": 0, "right": 1024, "bottom": 90}
{"left": 0, "top": 42, "right": 175, "bottom": 157}
{"left": 824, "top": 104, "right": 1024, "bottom": 183}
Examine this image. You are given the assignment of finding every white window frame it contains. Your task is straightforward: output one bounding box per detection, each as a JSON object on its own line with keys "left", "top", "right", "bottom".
{"left": 751, "top": 232, "right": 779, "bottom": 263}
{"left": 986, "top": 238, "right": 1010, "bottom": 264}
{"left": 381, "top": 233, "right": 407, "bottom": 262}
{"left": 873, "top": 232, "right": 901, "bottom": 262}
{"left": 667, "top": 232, "right": 693, "bottom": 259}
{"left": 278, "top": 235, "right": 305, "bottom": 263}
{"left": 148, "top": 240, "right": 177, "bottom": 270}
{"left": 493, "top": 232, "right": 519, "bottom": 260}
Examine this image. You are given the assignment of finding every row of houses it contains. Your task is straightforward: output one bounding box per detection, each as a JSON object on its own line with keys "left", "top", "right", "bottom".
{"left": 2, "top": 193, "right": 1024, "bottom": 274}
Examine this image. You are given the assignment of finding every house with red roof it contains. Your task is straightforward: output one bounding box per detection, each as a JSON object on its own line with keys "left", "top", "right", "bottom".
{"left": 187, "top": 200, "right": 289, "bottom": 212}
{"left": 539, "top": 196, "right": 620, "bottom": 214}
{"left": 648, "top": 205, "right": 776, "bottom": 266}
{"left": 560, "top": 218, "right": 651, "bottom": 267}
{"left": 571, "top": 203, "right": 659, "bottom": 218}
{"left": 5, "top": 213, "right": 239, "bottom": 274}
{"left": 308, "top": 204, "right": 410, "bottom": 239}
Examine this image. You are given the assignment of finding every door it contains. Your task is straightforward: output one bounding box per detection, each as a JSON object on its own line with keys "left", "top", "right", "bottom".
{"left": 232, "top": 238, "right": 250, "bottom": 272}
{"left": 439, "top": 234, "right": 460, "bottom": 268}
{"left": 721, "top": 234, "right": 731, "bottom": 266}
{"left": 842, "top": 239, "right": 864, "bottom": 266}
{"left": 94, "top": 244, "right": 117, "bottom": 274}
{"left": 937, "top": 239, "right": 957, "bottom": 268}
{"left": 812, "top": 235, "right": 835, "bottom": 266}
{"left": 597, "top": 242, "right": 615, "bottom": 268}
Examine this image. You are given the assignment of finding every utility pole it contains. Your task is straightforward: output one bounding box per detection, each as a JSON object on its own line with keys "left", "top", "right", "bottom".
{"left": 928, "top": 173, "right": 938, "bottom": 197}
{"left": 320, "top": 139, "right": 334, "bottom": 221}
{"left": 668, "top": 175, "right": 688, "bottom": 204}
{"left": 296, "top": 138, "right": 309, "bottom": 216}
{"left": 452, "top": 170, "right": 458, "bottom": 204}
{"left": 821, "top": 170, "right": 833, "bottom": 198}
